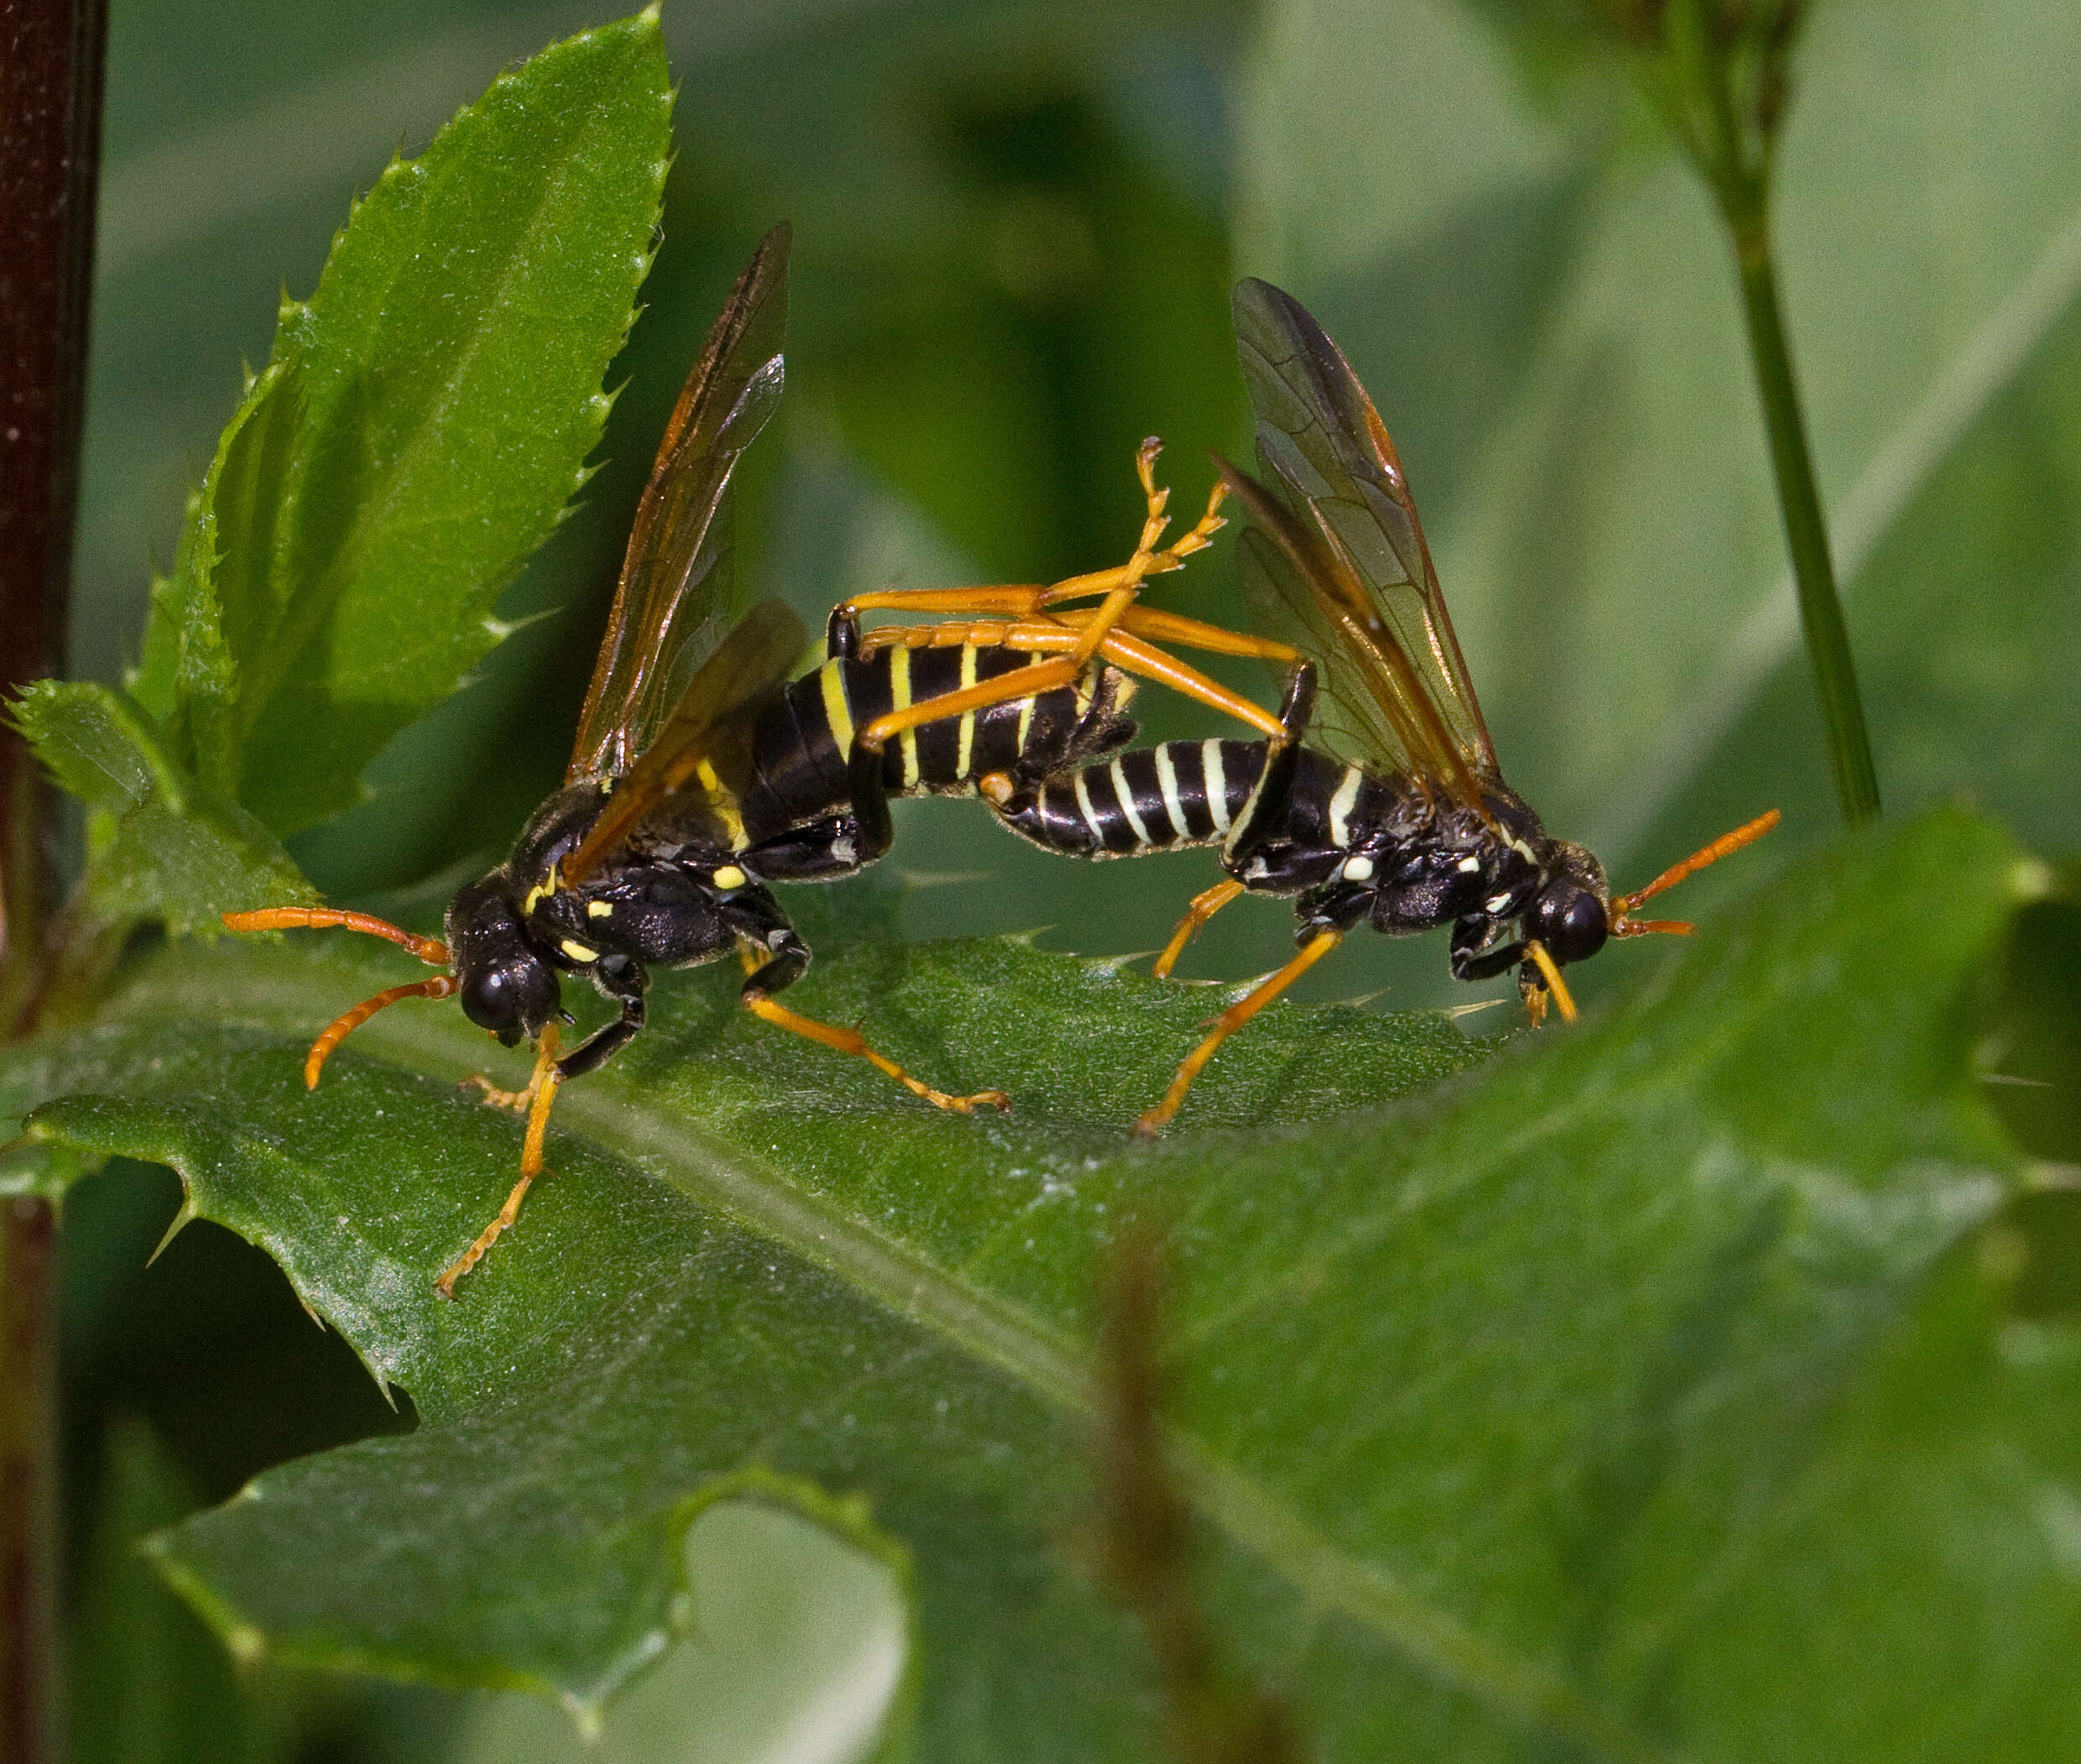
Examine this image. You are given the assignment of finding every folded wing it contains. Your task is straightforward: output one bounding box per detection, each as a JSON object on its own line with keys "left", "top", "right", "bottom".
{"left": 1225, "top": 276, "right": 1498, "bottom": 814}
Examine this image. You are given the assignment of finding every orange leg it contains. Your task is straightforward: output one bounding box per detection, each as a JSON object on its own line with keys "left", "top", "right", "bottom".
{"left": 858, "top": 624, "right": 1287, "bottom": 746}
{"left": 1133, "top": 931, "right": 1343, "bottom": 1138}
{"left": 738, "top": 942, "right": 1009, "bottom": 1112}
{"left": 842, "top": 437, "right": 1228, "bottom": 629}
{"left": 843, "top": 440, "right": 1295, "bottom": 748}
{"left": 460, "top": 1069, "right": 536, "bottom": 1112}
{"left": 743, "top": 992, "right": 1011, "bottom": 1114}
{"left": 1520, "top": 941, "right": 1578, "bottom": 1026}
{"left": 858, "top": 603, "right": 1297, "bottom": 665}
{"left": 1151, "top": 879, "right": 1246, "bottom": 980}
{"left": 437, "top": 1025, "right": 564, "bottom": 1297}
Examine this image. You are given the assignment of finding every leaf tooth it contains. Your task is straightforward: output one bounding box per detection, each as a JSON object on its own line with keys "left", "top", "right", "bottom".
{"left": 562, "top": 1692, "right": 606, "bottom": 1746}
{"left": 147, "top": 1194, "right": 199, "bottom": 1266}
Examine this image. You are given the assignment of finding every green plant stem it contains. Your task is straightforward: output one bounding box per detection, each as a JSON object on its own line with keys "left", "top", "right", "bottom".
{"left": 1732, "top": 226, "right": 1884, "bottom": 822}
{"left": 1656, "top": 0, "right": 1882, "bottom": 824}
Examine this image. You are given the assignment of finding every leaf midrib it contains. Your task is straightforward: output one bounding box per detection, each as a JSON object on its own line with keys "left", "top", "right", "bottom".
{"left": 94, "top": 944, "right": 1676, "bottom": 1764}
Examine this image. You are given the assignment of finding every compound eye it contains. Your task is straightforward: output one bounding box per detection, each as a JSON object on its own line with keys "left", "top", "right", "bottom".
{"left": 460, "top": 960, "right": 558, "bottom": 1042}
{"left": 1534, "top": 888, "right": 1609, "bottom": 964}
{"left": 459, "top": 966, "right": 522, "bottom": 1039}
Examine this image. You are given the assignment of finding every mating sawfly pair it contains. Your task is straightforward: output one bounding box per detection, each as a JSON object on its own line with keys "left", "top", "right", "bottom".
{"left": 227, "top": 224, "right": 1773, "bottom": 1291}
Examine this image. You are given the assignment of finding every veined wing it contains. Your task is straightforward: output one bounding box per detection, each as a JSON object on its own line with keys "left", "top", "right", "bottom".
{"left": 566, "top": 223, "right": 792, "bottom": 784}
{"left": 1229, "top": 277, "right": 1497, "bottom": 812}
{"left": 561, "top": 598, "right": 806, "bottom": 886}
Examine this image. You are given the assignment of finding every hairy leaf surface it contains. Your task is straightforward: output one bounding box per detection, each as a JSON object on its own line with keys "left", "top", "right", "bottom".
{"left": 3, "top": 812, "right": 2071, "bottom": 1760}
{"left": 128, "top": 11, "right": 671, "bottom": 838}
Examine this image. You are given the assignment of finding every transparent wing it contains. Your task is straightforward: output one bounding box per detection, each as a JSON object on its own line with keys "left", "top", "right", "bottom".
{"left": 561, "top": 598, "right": 806, "bottom": 887}
{"left": 566, "top": 223, "right": 791, "bottom": 784}
{"left": 1228, "top": 521, "right": 1402, "bottom": 775}
{"left": 1229, "top": 277, "right": 1498, "bottom": 808}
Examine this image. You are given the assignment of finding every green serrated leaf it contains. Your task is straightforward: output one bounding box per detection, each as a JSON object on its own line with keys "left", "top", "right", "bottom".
{"left": 172, "top": 12, "right": 671, "bottom": 837}
{"left": 3, "top": 810, "right": 2071, "bottom": 1759}
{"left": 129, "top": 357, "right": 300, "bottom": 788}
{"left": 12, "top": 681, "right": 311, "bottom": 933}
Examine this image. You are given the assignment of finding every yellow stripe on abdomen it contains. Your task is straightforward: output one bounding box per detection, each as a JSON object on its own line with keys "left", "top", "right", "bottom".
{"left": 955, "top": 644, "right": 978, "bottom": 780}
{"left": 1014, "top": 652, "right": 1041, "bottom": 757}
{"left": 889, "top": 645, "right": 921, "bottom": 791}
{"left": 819, "top": 659, "right": 854, "bottom": 759}
{"left": 1202, "top": 740, "right": 1231, "bottom": 835}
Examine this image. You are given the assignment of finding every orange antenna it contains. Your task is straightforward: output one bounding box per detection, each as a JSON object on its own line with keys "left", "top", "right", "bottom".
{"left": 223, "top": 907, "right": 458, "bottom": 1083}
{"left": 1609, "top": 809, "right": 1780, "bottom": 940}
{"left": 222, "top": 907, "right": 451, "bottom": 968}
{"left": 305, "top": 975, "right": 460, "bottom": 1086}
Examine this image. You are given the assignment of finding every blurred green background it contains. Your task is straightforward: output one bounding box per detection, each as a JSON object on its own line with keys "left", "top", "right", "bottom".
{"left": 59, "top": 0, "right": 2081, "bottom": 1757}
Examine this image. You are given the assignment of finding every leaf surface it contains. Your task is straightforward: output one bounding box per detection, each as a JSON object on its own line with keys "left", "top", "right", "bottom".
{"left": 4, "top": 812, "right": 2072, "bottom": 1760}
{"left": 11, "top": 681, "right": 311, "bottom": 934}
{"left": 130, "top": 11, "right": 672, "bottom": 838}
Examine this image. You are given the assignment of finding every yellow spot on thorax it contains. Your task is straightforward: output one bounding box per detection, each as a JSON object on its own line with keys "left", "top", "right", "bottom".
{"left": 560, "top": 938, "right": 597, "bottom": 963}
{"left": 586, "top": 900, "right": 613, "bottom": 919}
{"left": 711, "top": 864, "right": 747, "bottom": 892}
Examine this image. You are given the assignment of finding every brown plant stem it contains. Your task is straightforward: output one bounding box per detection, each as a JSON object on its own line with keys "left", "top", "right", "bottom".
{"left": 0, "top": 0, "right": 111, "bottom": 1756}
{"left": 1094, "top": 1231, "right": 1301, "bottom": 1764}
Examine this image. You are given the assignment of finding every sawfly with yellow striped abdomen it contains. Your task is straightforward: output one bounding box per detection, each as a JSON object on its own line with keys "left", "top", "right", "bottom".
{"left": 224, "top": 225, "right": 1298, "bottom": 1290}
{"left": 981, "top": 277, "right": 1780, "bottom": 1132}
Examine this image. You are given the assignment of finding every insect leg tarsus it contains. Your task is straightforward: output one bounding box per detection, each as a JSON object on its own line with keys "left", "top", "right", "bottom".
{"left": 728, "top": 905, "right": 1007, "bottom": 1114}
{"left": 438, "top": 1024, "right": 566, "bottom": 1297}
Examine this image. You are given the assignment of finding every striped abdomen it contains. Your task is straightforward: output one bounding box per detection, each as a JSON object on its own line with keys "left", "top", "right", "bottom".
{"left": 736, "top": 642, "right": 1134, "bottom": 843}
{"left": 995, "top": 739, "right": 1270, "bottom": 858}
{"left": 994, "top": 741, "right": 1391, "bottom": 867}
